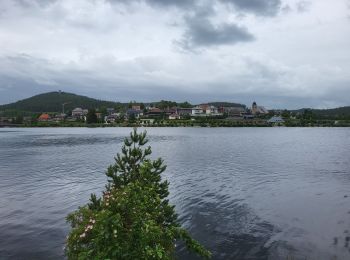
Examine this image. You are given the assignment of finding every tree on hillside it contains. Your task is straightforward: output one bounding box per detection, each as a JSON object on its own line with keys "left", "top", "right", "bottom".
{"left": 86, "top": 109, "right": 97, "bottom": 124}
{"left": 15, "top": 115, "right": 23, "bottom": 124}
{"left": 65, "top": 129, "right": 211, "bottom": 259}
{"left": 178, "top": 101, "right": 193, "bottom": 108}
{"left": 281, "top": 110, "right": 290, "bottom": 119}
{"left": 156, "top": 100, "right": 177, "bottom": 109}
{"left": 302, "top": 109, "right": 314, "bottom": 120}
{"left": 128, "top": 113, "right": 136, "bottom": 123}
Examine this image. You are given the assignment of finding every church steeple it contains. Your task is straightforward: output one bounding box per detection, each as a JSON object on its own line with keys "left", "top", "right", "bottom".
{"left": 252, "top": 101, "right": 257, "bottom": 114}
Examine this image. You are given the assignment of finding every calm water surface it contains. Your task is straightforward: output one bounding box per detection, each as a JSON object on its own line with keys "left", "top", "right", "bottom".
{"left": 0, "top": 127, "right": 349, "bottom": 260}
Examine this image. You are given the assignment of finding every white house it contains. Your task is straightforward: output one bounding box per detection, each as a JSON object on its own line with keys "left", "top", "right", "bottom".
{"left": 169, "top": 113, "right": 181, "bottom": 120}
{"left": 267, "top": 116, "right": 285, "bottom": 124}
{"left": 72, "top": 107, "right": 88, "bottom": 119}
{"left": 206, "top": 106, "right": 219, "bottom": 115}
{"left": 191, "top": 106, "right": 204, "bottom": 116}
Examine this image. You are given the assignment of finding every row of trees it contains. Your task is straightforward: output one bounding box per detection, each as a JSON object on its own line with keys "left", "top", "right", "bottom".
{"left": 127, "top": 100, "right": 193, "bottom": 110}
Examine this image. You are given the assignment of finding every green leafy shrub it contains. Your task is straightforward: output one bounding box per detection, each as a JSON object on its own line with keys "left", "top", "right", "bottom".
{"left": 66, "top": 128, "right": 211, "bottom": 259}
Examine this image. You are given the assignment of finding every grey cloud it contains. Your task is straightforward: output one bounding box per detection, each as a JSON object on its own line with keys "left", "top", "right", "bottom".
{"left": 108, "top": 0, "right": 195, "bottom": 9}
{"left": 7, "top": 0, "right": 273, "bottom": 50}
{"left": 111, "top": 0, "right": 274, "bottom": 49}
{"left": 296, "top": 1, "right": 311, "bottom": 13}
{"left": 281, "top": 4, "right": 292, "bottom": 14}
{"left": 1, "top": 0, "right": 349, "bottom": 109}
{"left": 143, "top": 0, "right": 195, "bottom": 8}
{"left": 114, "top": 0, "right": 282, "bottom": 17}
{"left": 12, "top": 0, "right": 193, "bottom": 11}
{"left": 114, "top": 0, "right": 282, "bottom": 16}
{"left": 178, "top": 15, "right": 254, "bottom": 50}
{"left": 112, "top": 0, "right": 255, "bottom": 50}
{"left": 279, "top": 1, "right": 311, "bottom": 14}
{"left": 220, "top": 0, "right": 282, "bottom": 16}
{"left": 0, "top": 53, "right": 349, "bottom": 109}
{"left": 13, "top": 0, "right": 57, "bottom": 7}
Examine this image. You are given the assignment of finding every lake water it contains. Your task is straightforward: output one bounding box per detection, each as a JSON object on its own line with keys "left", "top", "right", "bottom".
{"left": 0, "top": 127, "right": 349, "bottom": 260}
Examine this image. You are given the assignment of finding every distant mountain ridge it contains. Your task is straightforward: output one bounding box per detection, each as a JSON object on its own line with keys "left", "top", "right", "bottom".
{"left": 0, "top": 91, "right": 119, "bottom": 113}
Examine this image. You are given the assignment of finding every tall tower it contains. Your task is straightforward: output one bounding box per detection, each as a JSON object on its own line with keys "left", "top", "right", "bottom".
{"left": 252, "top": 101, "right": 257, "bottom": 115}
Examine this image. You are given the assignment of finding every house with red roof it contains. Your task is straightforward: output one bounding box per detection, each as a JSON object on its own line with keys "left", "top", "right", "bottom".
{"left": 38, "top": 113, "right": 51, "bottom": 121}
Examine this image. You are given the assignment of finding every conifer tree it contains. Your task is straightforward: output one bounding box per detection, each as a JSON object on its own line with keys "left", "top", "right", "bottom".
{"left": 86, "top": 108, "right": 97, "bottom": 124}
{"left": 66, "top": 128, "right": 211, "bottom": 259}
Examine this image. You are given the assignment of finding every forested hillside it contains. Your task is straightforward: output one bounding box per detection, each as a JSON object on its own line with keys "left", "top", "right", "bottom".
{"left": 0, "top": 91, "right": 120, "bottom": 113}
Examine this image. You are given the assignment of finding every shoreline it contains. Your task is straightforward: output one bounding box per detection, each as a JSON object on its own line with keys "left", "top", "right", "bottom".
{"left": 1, "top": 124, "right": 349, "bottom": 128}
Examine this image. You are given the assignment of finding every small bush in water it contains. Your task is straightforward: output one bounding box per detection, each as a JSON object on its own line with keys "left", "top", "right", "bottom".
{"left": 66, "top": 128, "right": 211, "bottom": 259}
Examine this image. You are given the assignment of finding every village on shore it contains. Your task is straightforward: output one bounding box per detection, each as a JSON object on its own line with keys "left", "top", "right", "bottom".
{"left": 2, "top": 99, "right": 347, "bottom": 127}
{"left": 36, "top": 101, "right": 283, "bottom": 124}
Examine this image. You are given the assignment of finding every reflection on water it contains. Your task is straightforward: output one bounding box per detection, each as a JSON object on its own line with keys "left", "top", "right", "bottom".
{"left": 0, "top": 127, "right": 349, "bottom": 259}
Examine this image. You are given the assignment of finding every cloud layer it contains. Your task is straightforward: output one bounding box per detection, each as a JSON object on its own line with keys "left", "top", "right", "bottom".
{"left": 0, "top": 0, "right": 349, "bottom": 108}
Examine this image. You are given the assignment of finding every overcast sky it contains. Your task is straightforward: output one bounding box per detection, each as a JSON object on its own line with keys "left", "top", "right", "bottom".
{"left": 0, "top": 0, "right": 349, "bottom": 108}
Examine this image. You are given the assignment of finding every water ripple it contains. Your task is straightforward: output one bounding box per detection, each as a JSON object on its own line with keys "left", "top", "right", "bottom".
{"left": 0, "top": 127, "right": 350, "bottom": 259}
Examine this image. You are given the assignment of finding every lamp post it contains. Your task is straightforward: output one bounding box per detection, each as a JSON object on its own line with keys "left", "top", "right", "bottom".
{"left": 62, "top": 102, "right": 71, "bottom": 114}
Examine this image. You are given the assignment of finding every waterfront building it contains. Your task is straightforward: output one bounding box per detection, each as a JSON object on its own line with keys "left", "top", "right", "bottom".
{"left": 177, "top": 108, "right": 192, "bottom": 115}
{"left": 267, "top": 116, "right": 285, "bottom": 124}
{"left": 53, "top": 113, "right": 66, "bottom": 122}
{"left": 146, "top": 108, "right": 163, "bottom": 118}
{"left": 72, "top": 108, "right": 88, "bottom": 119}
{"left": 206, "top": 106, "right": 218, "bottom": 115}
{"left": 38, "top": 113, "right": 50, "bottom": 121}
{"left": 220, "top": 106, "right": 245, "bottom": 116}
{"left": 126, "top": 109, "right": 143, "bottom": 119}
{"left": 132, "top": 105, "right": 141, "bottom": 111}
{"left": 191, "top": 106, "right": 204, "bottom": 116}
{"left": 106, "top": 108, "right": 115, "bottom": 115}
{"left": 169, "top": 113, "right": 181, "bottom": 120}
{"left": 251, "top": 102, "right": 268, "bottom": 115}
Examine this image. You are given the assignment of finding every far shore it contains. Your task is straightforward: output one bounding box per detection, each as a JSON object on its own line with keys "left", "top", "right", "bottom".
{"left": 1, "top": 122, "right": 349, "bottom": 128}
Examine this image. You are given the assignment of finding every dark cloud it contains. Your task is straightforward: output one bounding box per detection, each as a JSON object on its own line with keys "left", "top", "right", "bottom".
{"left": 111, "top": 0, "right": 278, "bottom": 50}
{"left": 178, "top": 15, "right": 254, "bottom": 50}
{"left": 115, "top": 0, "right": 282, "bottom": 16}
{"left": 9, "top": 0, "right": 276, "bottom": 50}
{"left": 12, "top": 0, "right": 287, "bottom": 17}
{"left": 143, "top": 0, "right": 195, "bottom": 8}
{"left": 220, "top": 0, "right": 282, "bottom": 16}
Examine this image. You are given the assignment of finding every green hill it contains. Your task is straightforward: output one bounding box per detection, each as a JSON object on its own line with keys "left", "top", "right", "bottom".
{"left": 207, "top": 102, "right": 246, "bottom": 108}
{"left": 0, "top": 91, "right": 120, "bottom": 114}
{"left": 311, "top": 106, "right": 350, "bottom": 120}
{"left": 292, "top": 106, "right": 350, "bottom": 120}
